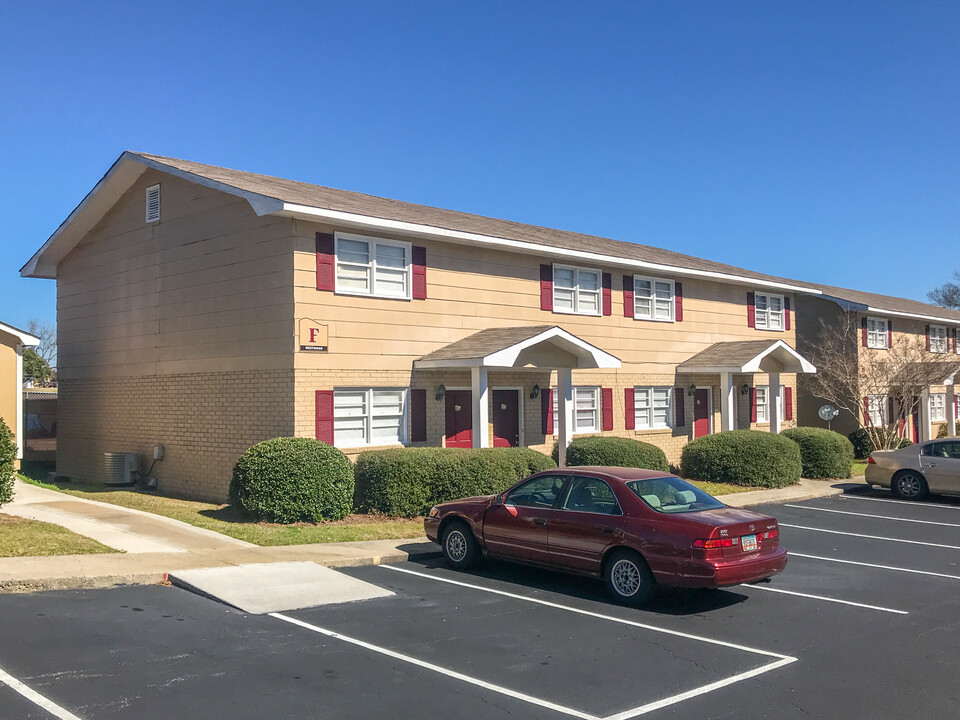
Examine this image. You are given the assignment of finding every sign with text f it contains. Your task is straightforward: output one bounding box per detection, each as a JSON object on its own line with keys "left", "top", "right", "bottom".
{"left": 299, "top": 319, "right": 329, "bottom": 352}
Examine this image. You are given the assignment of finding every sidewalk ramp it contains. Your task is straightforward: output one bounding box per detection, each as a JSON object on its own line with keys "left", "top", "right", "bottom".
{"left": 168, "top": 562, "right": 393, "bottom": 614}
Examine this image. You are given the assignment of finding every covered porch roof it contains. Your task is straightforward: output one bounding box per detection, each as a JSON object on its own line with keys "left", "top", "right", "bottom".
{"left": 677, "top": 339, "right": 816, "bottom": 375}
{"left": 414, "top": 325, "right": 621, "bottom": 370}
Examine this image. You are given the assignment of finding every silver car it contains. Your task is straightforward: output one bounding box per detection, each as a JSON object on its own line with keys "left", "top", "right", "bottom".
{"left": 866, "top": 439, "right": 960, "bottom": 500}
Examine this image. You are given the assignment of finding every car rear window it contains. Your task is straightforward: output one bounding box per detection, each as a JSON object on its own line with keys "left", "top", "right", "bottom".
{"left": 626, "top": 477, "right": 725, "bottom": 514}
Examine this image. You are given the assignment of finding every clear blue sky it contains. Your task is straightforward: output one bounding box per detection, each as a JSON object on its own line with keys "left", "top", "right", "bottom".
{"left": 2, "top": 1, "right": 958, "bottom": 331}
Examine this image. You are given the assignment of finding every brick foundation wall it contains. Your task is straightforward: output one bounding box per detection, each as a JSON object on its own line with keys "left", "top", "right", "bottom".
{"left": 58, "top": 370, "right": 295, "bottom": 500}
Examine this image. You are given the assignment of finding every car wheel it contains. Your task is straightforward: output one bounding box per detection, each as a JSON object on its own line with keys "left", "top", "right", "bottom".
{"left": 442, "top": 521, "right": 479, "bottom": 570}
{"left": 604, "top": 549, "right": 656, "bottom": 606}
{"left": 891, "top": 471, "right": 929, "bottom": 501}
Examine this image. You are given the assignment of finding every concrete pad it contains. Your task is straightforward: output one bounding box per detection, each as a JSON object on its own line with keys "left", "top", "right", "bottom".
{"left": 168, "top": 562, "right": 394, "bottom": 614}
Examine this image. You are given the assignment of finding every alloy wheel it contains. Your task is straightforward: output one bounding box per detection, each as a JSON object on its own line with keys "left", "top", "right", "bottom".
{"left": 445, "top": 530, "right": 468, "bottom": 562}
{"left": 611, "top": 558, "right": 641, "bottom": 597}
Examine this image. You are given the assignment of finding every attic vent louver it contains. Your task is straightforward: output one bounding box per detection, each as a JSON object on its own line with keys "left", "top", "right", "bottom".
{"left": 145, "top": 184, "right": 160, "bottom": 223}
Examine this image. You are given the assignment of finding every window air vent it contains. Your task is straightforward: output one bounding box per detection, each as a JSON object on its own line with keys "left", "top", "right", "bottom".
{"left": 145, "top": 184, "right": 160, "bottom": 223}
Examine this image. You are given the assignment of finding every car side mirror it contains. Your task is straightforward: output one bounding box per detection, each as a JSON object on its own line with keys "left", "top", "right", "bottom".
{"left": 492, "top": 494, "right": 504, "bottom": 506}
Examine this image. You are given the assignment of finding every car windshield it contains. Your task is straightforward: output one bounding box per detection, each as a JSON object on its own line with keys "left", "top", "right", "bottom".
{"left": 626, "top": 476, "right": 725, "bottom": 514}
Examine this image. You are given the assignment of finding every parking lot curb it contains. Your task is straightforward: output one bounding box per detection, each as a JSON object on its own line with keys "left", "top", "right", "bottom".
{"left": 715, "top": 479, "right": 862, "bottom": 508}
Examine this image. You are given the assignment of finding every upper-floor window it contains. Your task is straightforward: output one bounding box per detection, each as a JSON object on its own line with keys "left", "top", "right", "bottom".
{"left": 336, "top": 233, "right": 411, "bottom": 299}
{"left": 866, "top": 394, "right": 888, "bottom": 425}
{"left": 930, "top": 393, "right": 946, "bottom": 422}
{"left": 551, "top": 386, "right": 601, "bottom": 433}
{"left": 755, "top": 386, "right": 785, "bottom": 423}
{"left": 930, "top": 325, "right": 948, "bottom": 353}
{"left": 867, "top": 317, "right": 889, "bottom": 349}
{"left": 633, "top": 276, "right": 675, "bottom": 322}
{"left": 553, "top": 264, "right": 601, "bottom": 315}
{"left": 754, "top": 293, "right": 784, "bottom": 331}
{"left": 634, "top": 386, "right": 673, "bottom": 429}
{"left": 333, "top": 388, "right": 407, "bottom": 447}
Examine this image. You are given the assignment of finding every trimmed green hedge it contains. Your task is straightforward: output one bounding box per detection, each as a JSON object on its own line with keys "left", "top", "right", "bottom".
{"left": 551, "top": 436, "right": 669, "bottom": 472}
{"left": 230, "top": 437, "right": 354, "bottom": 523}
{"left": 354, "top": 447, "right": 556, "bottom": 518}
{"left": 848, "top": 428, "right": 913, "bottom": 459}
{"left": 781, "top": 427, "right": 854, "bottom": 479}
{"left": 0, "top": 418, "right": 14, "bottom": 508}
{"left": 680, "top": 430, "right": 802, "bottom": 489}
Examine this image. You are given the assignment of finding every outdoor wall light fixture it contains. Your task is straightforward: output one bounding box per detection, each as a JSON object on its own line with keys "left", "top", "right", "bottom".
{"left": 687, "top": 384, "right": 697, "bottom": 397}
{"left": 435, "top": 384, "right": 446, "bottom": 401}
{"left": 741, "top": 383, "right": 751, "bottom": 395}
{"left": 530, "top": 383, "right": 541, "bottom": 399}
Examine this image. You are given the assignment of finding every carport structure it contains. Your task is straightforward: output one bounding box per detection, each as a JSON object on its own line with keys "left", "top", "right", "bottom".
{"left": 415, "top": 325, "right": 620, "bottom": 465}
{"left": 677, "top": 339, "right": 817, "bottom": 433}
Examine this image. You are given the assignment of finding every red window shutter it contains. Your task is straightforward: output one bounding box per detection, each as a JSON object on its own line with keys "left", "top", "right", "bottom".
{"left": 316, "top": 390, "right": 334, "bottom": 444}
{"left": 925, "top": 325, "right": 931, "bottom": 352}
{"left": 785, "top": 387, "right": 794, "bottom": 421}
{"left": 784, "top": 297, "right": 791, "bottom": 331}
{"left": 602, "top": 273, "right": 612, "bottom": 316}
{"left": 675, "top": 282, "right": 684, "bottom": 322}
{"left": 410, "top": 388, "right": 427, "bottom": 442}
{"left": 674, "top": 387, "right": 685, "bottom": 427}
{"left": 747, "top": 292, "right": 756, "bottom": 328}
{"left": 887, "top": 396, "right": 895, "bottom": 425}
{"left": 542, "top": 388, "right": 554, "bottom": 435}
{"left": 887, "top": 320, "right": 892, "bottom": 348}
{"left": 861, "top": 317, "right": 868, "bottom": 347}
{"left": 601, "top": 388, "right": 614, "bottom": 431}
{"left": 623, "top": 275, "right": 634, "bottom": 318}
{"left": 540, "top": 265, "right": 553, "bottom": 311}
{"left": 316, "top": 233, "right": 335, "bottom": 291}
{"left": 624, "top": 388, "right": 635, "bottom": 430}
{"left": 750, "top": 388, "right": 758, "bottom": 423}
{"left": 412, "top": 246, "right": 427, "bottom": 300}
{"left": 863, "top": 396, "right": 871, "bottom": 425}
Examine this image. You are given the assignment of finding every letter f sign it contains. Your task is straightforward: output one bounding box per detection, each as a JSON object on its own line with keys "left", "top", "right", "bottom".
{"left": 309, "top": 328, "right": 320, "bottom": 343}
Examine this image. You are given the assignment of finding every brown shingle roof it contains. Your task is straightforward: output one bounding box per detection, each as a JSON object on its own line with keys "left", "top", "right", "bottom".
{"left": 133, "top": 153, "right": 814, "bottom": 289}
{"left": 815, "top": 284, "right": 960, "bottom": 324}
{"left": 417, "top": 326, "right": 557, "bottom": 362}
{"left": 677, "top": 340, "right": 787, "bottom": 370}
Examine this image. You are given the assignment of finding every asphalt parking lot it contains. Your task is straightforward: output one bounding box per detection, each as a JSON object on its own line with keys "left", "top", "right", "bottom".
{"left": 2, "top": 487, "right": 960, "bottom": 719}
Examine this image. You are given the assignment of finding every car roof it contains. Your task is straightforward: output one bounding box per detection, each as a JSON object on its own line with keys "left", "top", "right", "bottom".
{"left": 543, "top": 467, "right": 676, "bottom": 483}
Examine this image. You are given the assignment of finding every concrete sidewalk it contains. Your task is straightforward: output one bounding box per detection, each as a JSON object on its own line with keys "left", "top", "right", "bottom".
{"left": 714, "top": 477, "right": 861, "bottom": 508}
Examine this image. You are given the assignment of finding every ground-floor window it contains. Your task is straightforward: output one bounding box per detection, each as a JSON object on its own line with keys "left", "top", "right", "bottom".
{"left": 865, "top": 394, "right": 888, "bottom": 426}
{"left": 755, "top": 386, "right": 785, "bottom": 423}
{"left": 333, "top": 388, "right": 407, "bottom": 447}
{"left": 930, "top": 393, "right": 946, "bottom": 422}
{"left": 551, "top": 386, "right": 601, "bottom": 433}
{"left": 634, "top": 386, "right": 672, "bottom": 429}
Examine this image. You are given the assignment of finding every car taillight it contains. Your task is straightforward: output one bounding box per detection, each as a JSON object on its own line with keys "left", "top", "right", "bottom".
{"left": 759, "top": 528, "right": 779, "bottom": 540}
{"left": 693, "top": 537, "right": 739, "bottom": 549}
{"left": 867, "top": 456, "right": 876, "bottom": 464}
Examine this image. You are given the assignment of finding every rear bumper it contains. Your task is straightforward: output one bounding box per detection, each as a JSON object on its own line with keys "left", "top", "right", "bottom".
{"left": 864, "top": 464, "right": 893, "bottom": 488}
{"left": 673, "top": 546, "right": 788, "bottom": 588}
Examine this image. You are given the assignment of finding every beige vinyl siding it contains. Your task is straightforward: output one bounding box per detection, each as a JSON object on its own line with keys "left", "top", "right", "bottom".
{"left": 0, "top": 337, "right": 18, "bottom": 464}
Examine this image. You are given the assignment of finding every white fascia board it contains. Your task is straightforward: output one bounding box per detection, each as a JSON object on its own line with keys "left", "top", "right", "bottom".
{"left": 0, "top": 322, "right": 39, "bottom": 346}
{"left": 741, "top": 340, "right": 817, "bottom": 374}
{"left": 483, "top": 327, "right": 621, "bottom": 368}
{"left": 278, "top": 202, "right": 821, "bottom": 295}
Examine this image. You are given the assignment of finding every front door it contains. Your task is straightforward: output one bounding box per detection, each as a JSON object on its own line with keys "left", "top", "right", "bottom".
{"left": 445, "top": 390, "right": 473, "bottom": 448}
{"left": 492, "top": 389, "right": 520, "bottom": 448}
{"left": 693, "top": 388, "right": 710, "bottom": 438}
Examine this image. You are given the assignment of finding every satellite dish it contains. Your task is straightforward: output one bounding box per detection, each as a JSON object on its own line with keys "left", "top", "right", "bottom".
{"left": 818, "top": 404, "right": 840, "bottom": 422}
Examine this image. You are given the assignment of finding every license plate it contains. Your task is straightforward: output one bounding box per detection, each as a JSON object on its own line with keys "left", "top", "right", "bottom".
{"left": 741, "top": 534, "right": 758, "bottom": 552}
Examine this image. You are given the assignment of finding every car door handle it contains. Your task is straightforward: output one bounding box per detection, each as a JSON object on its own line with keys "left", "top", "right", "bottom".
{"left": 603, "top": 526, "right": 616, "bottom": 533}
{"left": 927, "top": 463, "right": 938, "bottom": 468}
{"left": 534, "top": 518, "right": 548, "bottom": 525}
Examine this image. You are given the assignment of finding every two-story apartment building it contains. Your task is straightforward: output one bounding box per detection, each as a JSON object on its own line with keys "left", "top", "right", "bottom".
{"left": 796, "top": 286, "right": 960, "bottom": 443}
{"left": 22, "top": 152, "right": 818, "bottom": 500}
{"left": 0, "top": 321, "right": 40, "bottom": 468}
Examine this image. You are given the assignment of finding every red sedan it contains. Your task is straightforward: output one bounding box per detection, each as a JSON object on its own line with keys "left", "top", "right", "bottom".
{"left": 424, "top": 467, "right": 786, "bottom": 605}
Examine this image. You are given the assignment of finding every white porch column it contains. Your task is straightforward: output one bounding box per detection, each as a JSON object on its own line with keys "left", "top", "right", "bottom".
{"left": 15, "top": 345, "right": 24, "bottom": 461}
{"left": 948, "top": 381, "right": 957, "bottom": 438}
{"left": 769, "top": 372, "right": 781, "bottom": 435}
{"left": 720, "top": 372, "right": 735, "bottom": 432}
{"left": 920, "top": 387, "right": 931, "bottom": 442}
{"left": 471, "top": 365, "right": 490, "bottom": 449}
{"left": 557, "top": 368, "right": 574, "bottom": 467}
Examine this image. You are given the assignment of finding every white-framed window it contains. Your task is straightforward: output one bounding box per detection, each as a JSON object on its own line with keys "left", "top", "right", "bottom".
{"left": 551, "top": 386, "right": 601, "bottom": 433}
{"left": 754, "top": 292, "right": 784, "bottom": 331}
{"left": 145, "top": 184, "right": 160, "bottom": 223}
{"left": 633, "top": 276, "right": 675, "bottom": 322}
{"left": 335, "top": 233, "right": 412, "bottom": 299}
{"left": 867, "top": 317, "right": 889, "bottom": 349}
{"left": 930, "top": 393, "right": 946, "bottom": 422}
{"left": 930, "top": 325, "right": 948, "bottom": 353}
{"left": 553, "top": 264, "right": 601, "bottom": 316}
{"left": 755, "top": 386, "right": 785, "bottom": 423}
{"left": 333, "top": 388, "right": 407, "bottom": 447}
{"left": 634, "top": 386, "right": 673, "bottom": 429}
{"left": 866, "top": 394, "right": 888, "bottom": 426}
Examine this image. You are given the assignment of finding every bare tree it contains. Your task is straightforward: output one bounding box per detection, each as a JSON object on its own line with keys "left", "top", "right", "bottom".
{"left": 928, "top": 270, "right": 960, "bottom": 310}
{"left": 803, "top": 311, "right": 960, "bottom": 450}
{"left": 27, "top": 320, "right": 56, "bottom": 368}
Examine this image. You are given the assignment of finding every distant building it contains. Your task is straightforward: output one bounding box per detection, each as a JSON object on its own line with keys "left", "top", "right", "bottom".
{"left": 0, "top": 321, "right": 40, "bottom": 467}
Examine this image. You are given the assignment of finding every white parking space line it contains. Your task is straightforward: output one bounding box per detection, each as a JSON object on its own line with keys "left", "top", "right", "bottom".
{"left": 271, "top": 613, "right": 596, "bottom": 720}
{"left": 791, "top": 553, "right": 960, "bottom": 580}
{"left": 781, "top": 523, "right": 960, "bottom": 550}
{"left": 840, "top": 495, "right": 960, "bottom": 511}
{"left": 784, "top": 504, "right": 960, "bottom": 527}
{"left": 743, "top": 584, "right": 909, "bottom": 614}
{"left": 0, "top": 665, "right": 83, "bottom": 720}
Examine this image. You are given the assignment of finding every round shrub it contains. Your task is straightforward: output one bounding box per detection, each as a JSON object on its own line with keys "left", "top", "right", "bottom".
{"left": 781, "top": 427, "right": 854, "bottom": 479}
{"left": 0, "top": 418, "right": 15, "bottom": 508}
{"left": 230, "top": 438, "right": 354, "bottom": 523}
{"left": 354, "top": 447, "right": 556, "bottom": 518}
{"left": 551, "top": 436, "right": 669, "bottom": 472}
{"left": 849, "top": 428, "right": 913, "bottom": 458}
{"left": 680, "top": 430, "right": 802, "bottom": 489}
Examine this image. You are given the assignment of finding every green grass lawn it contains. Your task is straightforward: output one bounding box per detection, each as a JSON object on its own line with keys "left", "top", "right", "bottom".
{"left": 0, "top": 513, "right": 118, "bottom": 557}
{"left": 688, "top": 480, "right": 759, "bottom": 496}
{"left": 18, "top": 473, "right": 425, "bottom": 546}
{"left": 851, "top": 461, "right": 868, "bottom": 477}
